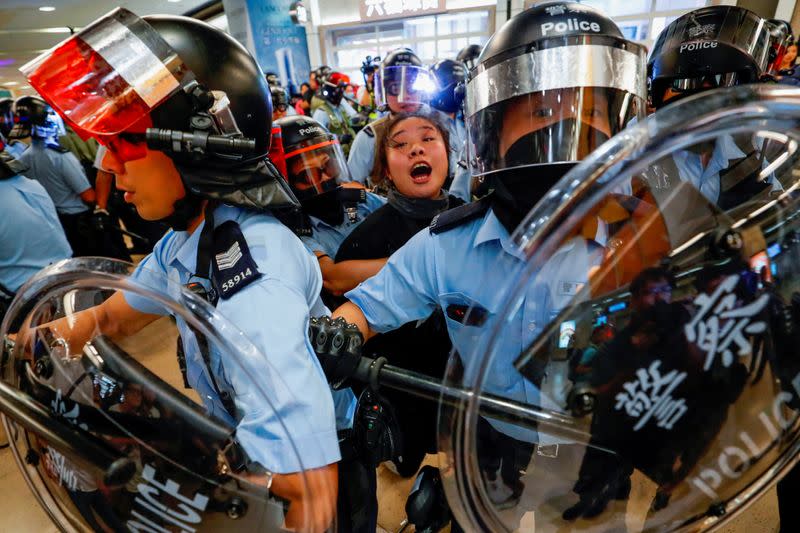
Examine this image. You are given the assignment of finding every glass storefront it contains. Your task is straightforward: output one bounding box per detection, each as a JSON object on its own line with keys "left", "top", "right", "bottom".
{"left": 324, "top": 8, "right": 494, "bottom": 82}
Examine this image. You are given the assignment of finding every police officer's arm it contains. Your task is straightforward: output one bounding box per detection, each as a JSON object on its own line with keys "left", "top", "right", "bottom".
{"left": 316, "top": 252, "right": 387, "bottom": 296}
{"left": 332, "top": 228, "right": 440, "bottom": 340}
{"left": 61, "top": 151, "right": 96, "bottom": 206}
{"left": 213, "top": 242, "right": 341, "bottom": 529}
{"left": 269, "top": 466, "right": 338, "bottom": 533}
{"left": 33, "top": 291, "right": 161, "bottom": 353}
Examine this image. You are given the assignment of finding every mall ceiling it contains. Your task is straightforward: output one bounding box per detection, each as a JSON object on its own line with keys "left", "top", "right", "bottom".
{"left": 0, "top": 0, "right": 212, "bottom": 95}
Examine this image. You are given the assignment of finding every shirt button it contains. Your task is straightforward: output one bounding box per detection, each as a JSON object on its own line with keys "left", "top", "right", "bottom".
{"left": 528, "top": 321, "right": 537, "bottom": 332}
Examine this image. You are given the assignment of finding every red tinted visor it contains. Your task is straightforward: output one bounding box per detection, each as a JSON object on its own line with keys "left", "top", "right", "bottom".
{"left": 20, "top": 8, "right": 192, "bottom": 142}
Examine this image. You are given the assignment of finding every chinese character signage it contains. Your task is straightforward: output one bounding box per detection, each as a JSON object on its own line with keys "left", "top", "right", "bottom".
{"left": 360, "top": 0, "right": 445, "bottom": 22}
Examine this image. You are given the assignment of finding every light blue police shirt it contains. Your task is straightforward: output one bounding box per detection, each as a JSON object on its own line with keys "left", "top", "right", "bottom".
{"left": 300, "top": 192, "right": 386, "bottom": 256}
{"left": 124, "top": 204, "right": 345, "bottom": 473}
{"left": 672, "top": 134, "right": 782, "bottom": 205}
{"left": 4, "top": 140, "right": 27, "bottom": 159}
{"left": 0, "top": 174, "right": 72, "bottom": 293}
{"left": 345, "top": 208, "right": 603, "bottom": 442}
{"left": 17, "top": 139, "right": 91, "bottom": 215}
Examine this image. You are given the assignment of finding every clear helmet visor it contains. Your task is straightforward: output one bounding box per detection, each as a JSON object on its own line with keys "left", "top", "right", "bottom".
{"left": 465, "top": 41, "right": 647, "bottom": 177}
{"left": 0, "top": 258, "right": 333, "bottom": 532}
{"left": 374, "top": 65, "right": 435, "bottom": 109}
{"left": 20, "top": 7, "right": 192, "bottom": 140}
{"left": 284, "top": 136, "right": 349, "bottom": 198}
{"left": 436, "top": 84, "right": 800, "bottom": 532}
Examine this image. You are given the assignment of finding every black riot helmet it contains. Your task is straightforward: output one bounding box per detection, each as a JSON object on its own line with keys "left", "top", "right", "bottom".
{"left": 21, "top": 8, "right": 295, "bottom": 226}
{"left": 311, "top": 65, "right": 332, "bottom": 89}
{"left": 270, "top": 85, "right": 289, "bottom": 113}
{"left": 464, "top": 2, "right": 646, "bottom": 233}
{"left": 265, "top": 71, "right": 280, "bottom": 87}
{"left": 456, "top": 43, "right": 482, "bottom": 71}
{"left": 274, "top": 115, "right": 351, "bottom": 226}
{"left": 321, "top": 72, "right": 349, "bottom": 107}
{"left": 465, "top": 3, "right": 646, "bottom": 180}
{"left": 361, "top": 55, "right": 381, "bottom": 86}
{"left": 429, "top": 59, "right": 467, "bottom": 114}
{"left": 9, "top": 95, "right": 63, "bottom": 145}
{"left": 0, "top": 97, "right": 14, "bottom": 138}
{"left": 648, "top": 6, "right": 772, "bottom": 109}
{"left": 375, "top": 48, "right": 435, "bottom": 113}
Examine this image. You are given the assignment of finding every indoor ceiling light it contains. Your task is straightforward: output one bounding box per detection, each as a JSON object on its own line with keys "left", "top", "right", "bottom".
{"left": 4, "top": 82, "right": 18, "bottom": 86}
{"left": 167, "top": 0, "right": 182, "bottom": 3}
{"left": 38, "top": 6, "right": 56, "bottom": 12}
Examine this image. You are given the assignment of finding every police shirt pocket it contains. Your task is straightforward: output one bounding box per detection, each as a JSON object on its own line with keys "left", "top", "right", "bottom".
{"left": 440, "top": 293, "right": 513, "bottom": 390}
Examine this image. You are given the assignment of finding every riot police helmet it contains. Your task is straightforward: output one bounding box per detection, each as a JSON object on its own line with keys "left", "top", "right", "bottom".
{"left": 648, "top": 6, "right": 773, "bottom": 109}
{"left": 274, "top": 115, "right": 349, "bottom": 203}
{"left": 20, "top": 8, "right": 295, "bottom": 223}
{"left": 270, "top": 85, "right": 289, "bottom": 112}
{"left": 456, "top": 43, "right": 482, "bottom": 71}
{"left": 265, "top": 71, "right": 280, "bottom": 87}
{"left": 9, "top": 96, "right": 55, "bottom": 140}
{"left": 321, "top": 72, "right": 349, "bottom": 107}
{"left": 0, "top": 97, "right": 14, "bottom": 138}
{"left": 311, "top": 65, "right": 332, "bottom": 90}
{"left": 374, "top": 47, "right": 435, "bottom": 113}
{"left": 464, "top": 1, "right": 646, "bottom": 232}
{"left": 429, "top": 59, "right": 467, "bottom": 114}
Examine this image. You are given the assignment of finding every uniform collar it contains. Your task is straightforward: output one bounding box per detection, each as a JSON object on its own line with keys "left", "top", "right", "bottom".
{"left": 473, "top": 209, "right": 526, "bottom": 260}
{"left": 710, "top": 134, "right": 747, "bottom": 169}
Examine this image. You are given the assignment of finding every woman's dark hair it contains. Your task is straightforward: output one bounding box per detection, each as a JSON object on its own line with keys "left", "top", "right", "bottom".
{"left": 370, "top": 111, "right": 450, "bottom": 188}
{"left": 300, "top": 82, "right": 311, "bottom": 92}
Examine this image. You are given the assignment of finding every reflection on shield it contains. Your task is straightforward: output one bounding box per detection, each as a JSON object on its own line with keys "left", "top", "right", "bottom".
{"left": 438, "top": 85, "right": 800, "bottom": 532}
{"left": 0, "top": 258, "right": 316, "bottom": 532}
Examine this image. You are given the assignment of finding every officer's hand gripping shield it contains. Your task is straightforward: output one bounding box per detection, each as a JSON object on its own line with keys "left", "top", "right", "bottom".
{"left": 437, "top": 84, "right": 800, "bottom": 532}
{"left": 0, "top": 258, "right": 336, "bottom": 532}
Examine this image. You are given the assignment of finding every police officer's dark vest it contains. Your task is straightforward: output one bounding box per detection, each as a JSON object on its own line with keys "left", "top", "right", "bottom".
{"left": 321, "top": 101, "right": 356, "bottom": 157}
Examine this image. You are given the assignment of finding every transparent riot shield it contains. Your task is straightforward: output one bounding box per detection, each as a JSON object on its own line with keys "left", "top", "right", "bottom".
{"left": 438, "top": 84, "right": 800, "bottom": 532}
{"left": 0, "top": 258, "right": 336, "bottom": 532}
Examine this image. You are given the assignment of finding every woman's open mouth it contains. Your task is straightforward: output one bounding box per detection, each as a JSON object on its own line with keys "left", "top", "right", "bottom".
{"left": 410, "top": 162, "right": 433, "bottom": 183}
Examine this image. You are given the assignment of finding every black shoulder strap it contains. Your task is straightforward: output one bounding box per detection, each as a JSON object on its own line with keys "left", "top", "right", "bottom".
{"left": 364, "top": 124, "right": 375, "bottom": 138}
{"left": 430, "top": 196, "right": 491, "bottom": 235}
{"left": 46, "top": 143, "right": 69, "bottom": 153}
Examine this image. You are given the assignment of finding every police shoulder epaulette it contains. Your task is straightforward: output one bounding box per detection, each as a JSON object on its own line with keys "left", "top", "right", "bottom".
{"left": 364, "top": 125, "right": 375, "bottom": 138}
{"left": 429, "top": 196, "right": 491, "bottom": 235}
{"left": 210, "top": 220, "right": 263, "bottom": 300}
{"left": 46, "top": 144, "right": 69, "bottom": 153}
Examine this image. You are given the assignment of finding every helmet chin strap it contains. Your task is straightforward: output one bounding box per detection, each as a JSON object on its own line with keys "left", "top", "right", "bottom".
{"left": 158, "top": 192, "right": 205, "bottom": 231}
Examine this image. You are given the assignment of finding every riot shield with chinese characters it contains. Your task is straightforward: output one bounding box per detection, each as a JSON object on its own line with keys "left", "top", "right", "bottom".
{"left": 437, "top": 84, "right": 800, "bottom": 532}
{"left": 0, "top": 258, "right": 337, "bottom": 532}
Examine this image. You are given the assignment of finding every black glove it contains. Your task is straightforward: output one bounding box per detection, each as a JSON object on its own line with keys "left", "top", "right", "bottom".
{"left": 308, "top": 316, "right": 363, "bottom": 389}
